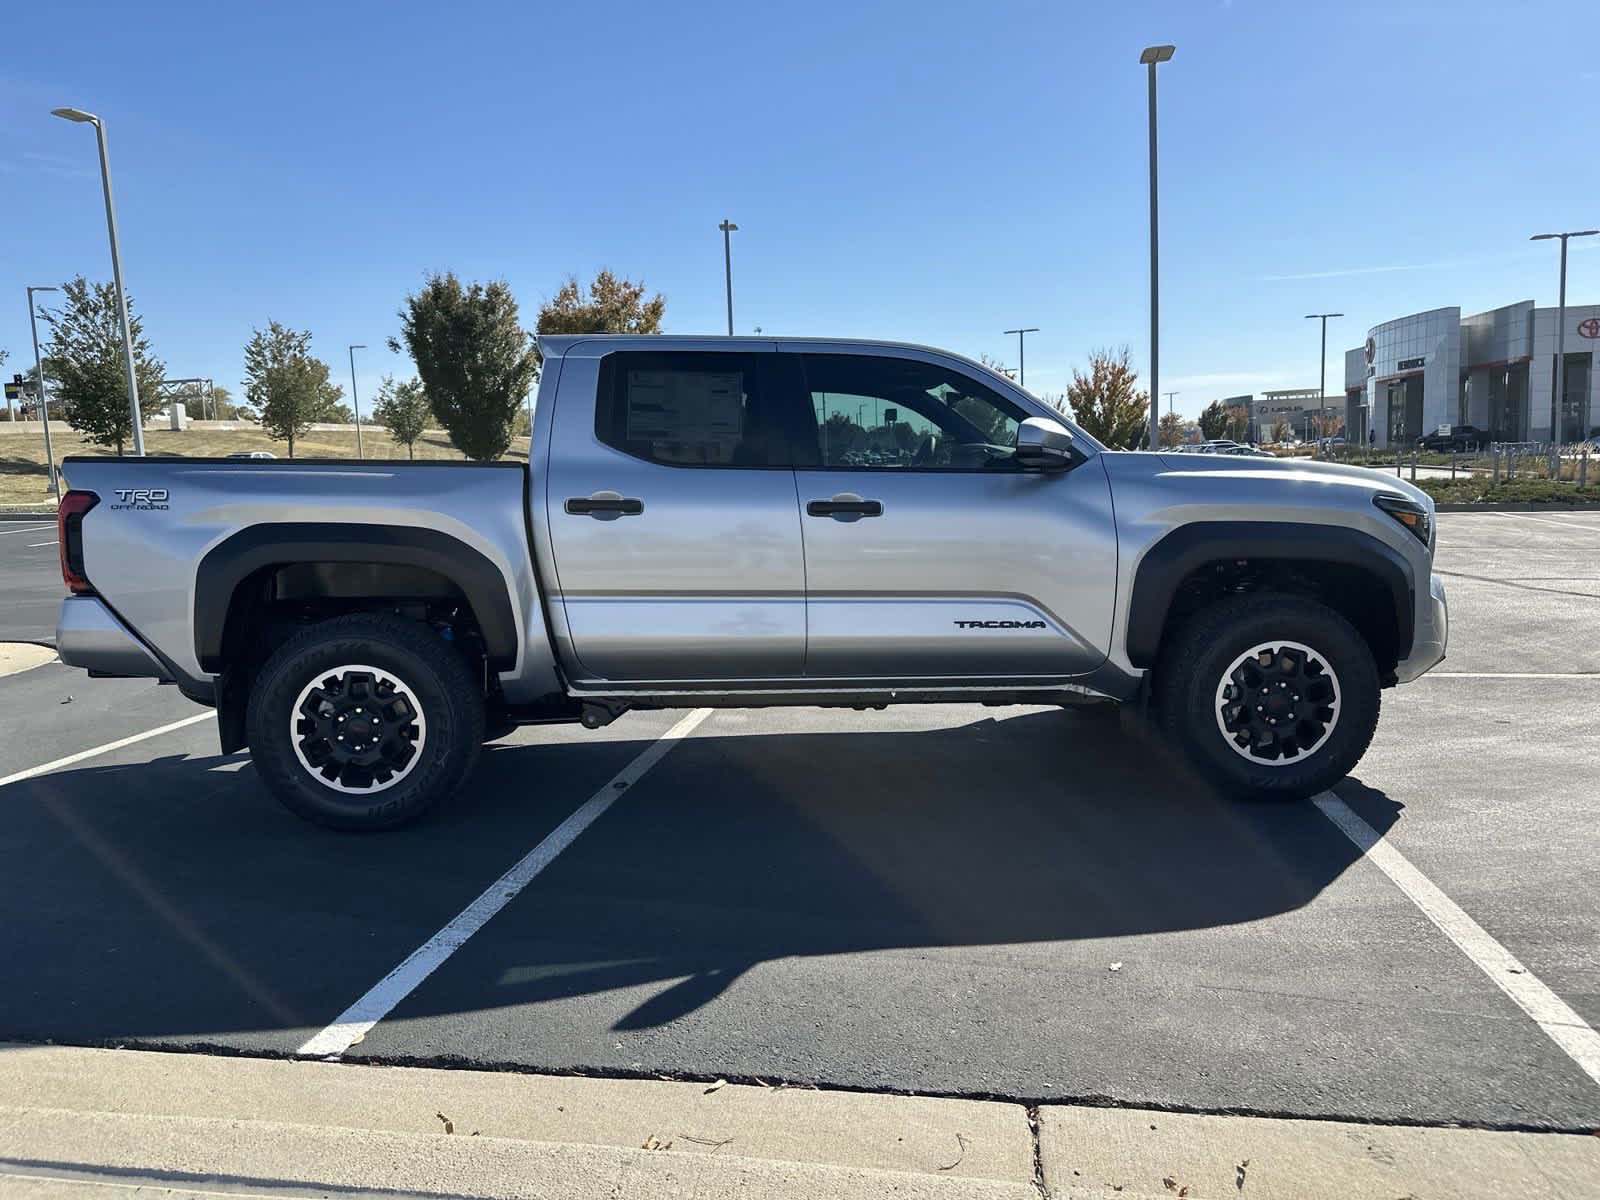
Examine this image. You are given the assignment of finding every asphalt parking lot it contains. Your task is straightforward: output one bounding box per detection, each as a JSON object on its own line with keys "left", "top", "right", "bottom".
{"left": 1, "top": 510, "right": 1595, "bottom": 1134}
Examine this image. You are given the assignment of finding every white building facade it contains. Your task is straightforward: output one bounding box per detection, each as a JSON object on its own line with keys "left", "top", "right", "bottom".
{"left": 1342, "top": 301, "right": 1600, "bottom": 447}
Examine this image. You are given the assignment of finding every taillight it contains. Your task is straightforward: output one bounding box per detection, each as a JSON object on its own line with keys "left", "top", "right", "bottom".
{"left": 58, "top": 490, "right": 98, "bottom": 593}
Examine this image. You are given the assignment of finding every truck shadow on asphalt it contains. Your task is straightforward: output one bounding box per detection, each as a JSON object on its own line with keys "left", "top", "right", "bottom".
{"left": 0, "top": 707, "right": 1399, "bottom": 1047}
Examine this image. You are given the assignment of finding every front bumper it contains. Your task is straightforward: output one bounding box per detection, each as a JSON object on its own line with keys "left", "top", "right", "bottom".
{"left": 1395, "top": 572, "right": 1448, "bottom": 684}
{"left": 56, "top": 595, "right": 172, "bottom": 681}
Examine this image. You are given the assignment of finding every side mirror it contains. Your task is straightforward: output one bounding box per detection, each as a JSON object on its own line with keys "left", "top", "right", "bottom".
{"left": 1015, "top": 417, "right": 1074, "bottom": 470}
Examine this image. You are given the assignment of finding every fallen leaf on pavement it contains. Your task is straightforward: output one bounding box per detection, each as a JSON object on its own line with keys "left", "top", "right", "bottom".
{"left": 1163, "top": 1177, "right": 1178, "bottom": 1191}
{"left": 1237, "top": 1157, "right": 1250, "bottom": 1190}
{"left": 704, "top": 1078, "right": 727, "bottom": 1094}
{"left": 435, "top": 1113, "right": 454, "bottom": 1135}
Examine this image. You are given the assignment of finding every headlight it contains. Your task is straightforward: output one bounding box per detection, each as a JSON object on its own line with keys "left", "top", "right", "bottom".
{"left": 1374, "top": 492, "right": 1432, "bottom": 547}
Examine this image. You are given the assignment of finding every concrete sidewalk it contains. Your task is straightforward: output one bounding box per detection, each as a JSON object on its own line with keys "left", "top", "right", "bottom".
{"left": 0, "top": 1044, "right": 1594, "bottom": 1198}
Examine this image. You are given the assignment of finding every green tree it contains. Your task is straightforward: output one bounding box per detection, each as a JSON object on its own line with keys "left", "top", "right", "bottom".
{"left": 394, "top": 273, "right": 537, "bottom": 461}
{"left": 243, "top": 321, "right": 343, "bottom": 457}
{"left": 535, "top": 269, "right": 666, "bottom": 347}
{"left": 39, "top": 276, "right": 166, "bottom": 454}
{"left": 1197, "top": 399, "right": 1229, "bottom": 441}
{"left": 205, "top": 384, "right": 251, "bottom": 420}
{"left": 1064, "top": 346, "right": 1149, "bottom": 450}
{"left": 371, "top": 375, "right": 431, "bottom": 459}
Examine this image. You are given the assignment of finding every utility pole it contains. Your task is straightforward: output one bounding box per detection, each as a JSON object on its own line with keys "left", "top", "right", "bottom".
{"left": 1162, "top": 390, "right": 1179, "bottom": 445}
{"left": 26, "top": 285, "right": 62, "bottom": 499}
{"left": 1003, "top": 327, "right": 1039, "bottom": 388}
{"left": 719, "top": 219, "right": 738, "bottom": 336}
{"left": 1140, "top": 44, "right": 1175, "bottom": 451}
{"left": 1531, "top": 230, "right": 1597, "bottom": 447}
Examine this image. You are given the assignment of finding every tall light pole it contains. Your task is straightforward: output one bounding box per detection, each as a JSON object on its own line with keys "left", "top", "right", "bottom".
{"left": 1162, "top": 390, "right": 1179, "bottom": 444}
{"left": 1140, "top": 45, "right": 1175, "bottom": 451}
{"left": 1305, "top": 312, "right": 1343, "bottom": 439}
{"left": 26, "top": 285, "right": 61, "bottom": 499}
{"left": 718, "top": 219, "right": 738, "bottom": 336}
{"left": 51, "top": 107, "right": 144, "bottom": 455}
{"left": 1003, "top": 327, "right": 1039, "bottom": 388}
{"left": 348, "top": 344, "right": 366, "bottom": 458}
{"left": 1531, "top": 230, "right": 1597, "bottom": 447}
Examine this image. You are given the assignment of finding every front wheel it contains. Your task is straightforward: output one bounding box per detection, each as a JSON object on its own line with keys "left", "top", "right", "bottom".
{"left": 1155, "top": 594, "right": 1380, "bottom": 800}
{"left": 246, "top": 614, "right": 484, "bottom": 830}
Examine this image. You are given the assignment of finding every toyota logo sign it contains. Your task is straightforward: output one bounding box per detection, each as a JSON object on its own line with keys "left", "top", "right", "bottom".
{"left": 1579, "top": 316, "right": 1600, "bottom": 339}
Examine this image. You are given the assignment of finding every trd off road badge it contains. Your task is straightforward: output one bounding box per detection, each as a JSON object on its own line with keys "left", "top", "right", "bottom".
{"left": 111, "top": 488, "right": 170, "bottom": 511}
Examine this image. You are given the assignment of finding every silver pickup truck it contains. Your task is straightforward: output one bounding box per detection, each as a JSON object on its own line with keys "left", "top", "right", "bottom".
{"left": 54, "top": 335, "right": 1447, "bottom": 829}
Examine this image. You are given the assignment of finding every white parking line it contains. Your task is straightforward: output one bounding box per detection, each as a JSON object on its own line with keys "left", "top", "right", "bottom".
{"left": 1425, "top": 671, "right": 1599, "bottom": 679}
{"left": 26, "top": 540, "right": 58, "bottom": 548}
{"left": 296, "top": 707, "right": 715, "bottom": 1059}
{"left": 0, "top": 712, "right": 217, "bottom": 789}
{"left": 0, "top": 524, "right": 54, "bottom": 537}
{"left": 1487, "top": 511, "right": 1600, "bottom": 534}
{"left": 1313, "top": 792, "right": 1600, "bottom": 1089}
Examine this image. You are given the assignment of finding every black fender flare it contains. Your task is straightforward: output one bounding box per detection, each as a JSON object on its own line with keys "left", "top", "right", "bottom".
{"left": 194, "top": 523, "right": 520, "bottom": 672}
{"left": 1125, "top": 521, "right": 1415, "bottom": 668}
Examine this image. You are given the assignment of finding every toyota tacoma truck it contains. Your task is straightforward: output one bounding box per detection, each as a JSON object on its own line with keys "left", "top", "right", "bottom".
{"left": 53, "top": 335, "right": 1447, "bottom": 830}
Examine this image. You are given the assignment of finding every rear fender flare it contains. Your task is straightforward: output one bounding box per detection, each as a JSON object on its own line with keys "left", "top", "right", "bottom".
{"left": 194, "top": 524, "right": 519, "bottom": 672}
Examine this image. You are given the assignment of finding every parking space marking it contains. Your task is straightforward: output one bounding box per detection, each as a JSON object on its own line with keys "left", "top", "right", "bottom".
{"left": 1425, "top": 672, "right": 1599, "bottom": 679}
{"left": 0, "top": 524, "right": 54, "bottom": 537}
{"left": 296, "top": 707, "right": 715, "bottom": 1059}
{"left": 1313, "top": 792, "right": 1600, "bottom": 1090}
{"left": 25, "top": 540, "right": 58, "bottom": 548}
{"left": 1486, "top": 511, "right": 1600, "bottom": 535}
{"left": 0, "top": 711, "right": 216, "bottom": 789}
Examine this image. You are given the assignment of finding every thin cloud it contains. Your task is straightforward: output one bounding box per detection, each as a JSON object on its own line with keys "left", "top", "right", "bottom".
{"left": 1262, "top": 260, "right": 1462, "bottom": 282}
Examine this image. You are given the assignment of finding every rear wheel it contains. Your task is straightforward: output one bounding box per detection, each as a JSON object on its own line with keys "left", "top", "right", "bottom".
{"left": 1155, "top": 594, "right": 1379, "bottom": 799}
{"left": 246, "top": 614, "right": 483, "bottom": 830}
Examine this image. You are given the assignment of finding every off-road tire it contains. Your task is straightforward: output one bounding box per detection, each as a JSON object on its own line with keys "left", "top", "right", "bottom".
{"left": 246, "top": 614, "right": 484, "bottom": 830}
{"left": 1155, "top": 593, "right": 1380, "bottom": 800}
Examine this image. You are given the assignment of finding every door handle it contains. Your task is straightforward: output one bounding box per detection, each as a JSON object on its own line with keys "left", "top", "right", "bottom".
{"left": 565, "top": 493, "right": 644, "bottom": 518}
{"left": 806, "top": 495, "right": 883, "bottom": 519}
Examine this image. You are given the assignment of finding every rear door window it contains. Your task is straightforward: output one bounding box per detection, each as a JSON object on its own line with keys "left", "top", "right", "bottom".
{"left": 595, "top": 351, "right": 811, "bottom": 468}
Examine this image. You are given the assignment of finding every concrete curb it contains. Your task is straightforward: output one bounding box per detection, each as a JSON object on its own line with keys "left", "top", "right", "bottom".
{"left": 1, "top": 1045, "right": 1595, "bottom": 1199}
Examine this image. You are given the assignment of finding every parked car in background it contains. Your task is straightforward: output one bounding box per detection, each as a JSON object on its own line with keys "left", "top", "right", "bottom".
{"left": 226, "top": 450, "right": 278, "bottom": 460}
{"left": 1417, "top": 425, "right": 1489, "bottom": 452}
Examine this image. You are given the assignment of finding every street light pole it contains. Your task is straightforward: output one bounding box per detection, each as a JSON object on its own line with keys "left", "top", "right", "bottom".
{"left": 1304, "top": 312, "right": 1343, "bottom": 440}
{"left": 348, "top": 345, "right": 366, "bottom": 458}
{"left": 26, "top": 285, "right": 61, "bottom": 499}
{"left": 719, "top": 219, "right": 738, "bottom": 336}
{"left": 1140, "top": 45, "right": 1175, "bottom": 451}
{"left": 1531, "top": 231, "right": 1597, "bottom": 447}
{"left": 1003, "top": 327, "right": 1040, "bottom": 388}
{"left": 1161, "top": 390, "right": 1179, "bottom": 444}
{"left": 51, "top": 107, "right": 144, "bottom": 455}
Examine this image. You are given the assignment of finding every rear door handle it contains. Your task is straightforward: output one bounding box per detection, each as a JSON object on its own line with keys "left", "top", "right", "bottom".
{"left": 565, "top": 492, "right": 644, "bottom": 518}
{"left": 806, "top": 494, "right": 883, "bottom": 519}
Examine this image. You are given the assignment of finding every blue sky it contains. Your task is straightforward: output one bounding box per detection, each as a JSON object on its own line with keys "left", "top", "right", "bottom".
{"left": 2, "top": 0, "right": 1597, "bottom": 420}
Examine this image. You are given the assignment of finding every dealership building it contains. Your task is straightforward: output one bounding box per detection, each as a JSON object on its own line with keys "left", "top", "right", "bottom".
{"left": 1339, "top": 301, "right": 1600, "bottom": 447}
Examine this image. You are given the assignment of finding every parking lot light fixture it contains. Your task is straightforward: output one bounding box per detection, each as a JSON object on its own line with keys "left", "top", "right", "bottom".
{"left": 348, "top": 345, "right": 366, "bottom": 458}
{"left": 52, "top": 105, "right": 144, "bottom": 455}
{"left": 719, "top": 220, "right": 738, "bottom": 336}
{"left": 1530, "top": 231, "right": 1598, "bottom": 448}
{"left": 1140, "top": 44, "right": 1175, "bottom": 451}
{"left": 26, "top": 285, "right": 62, "bottom": 499}
{"left": 1305, "top": 313, "right": 1343, "bottom": 441}
{"left": 1002, "top": 327, "right": 1040, "bottom": 388}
